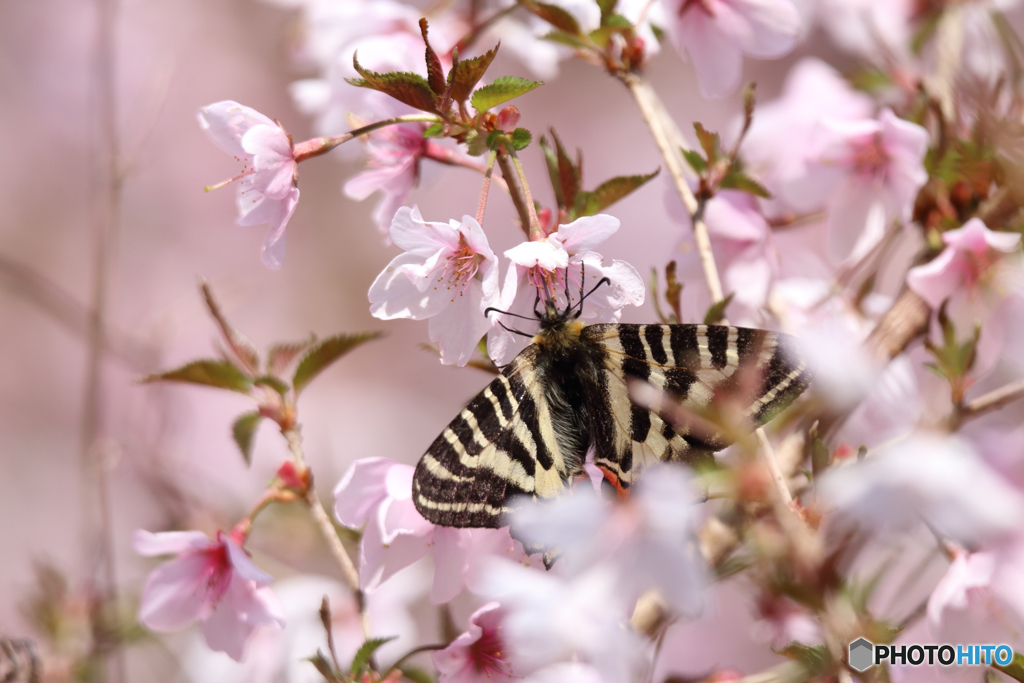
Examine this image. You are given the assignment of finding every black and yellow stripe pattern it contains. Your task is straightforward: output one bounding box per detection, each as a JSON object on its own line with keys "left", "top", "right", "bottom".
{"left": 412, "top": 318, "right": 810, "bottom": 530}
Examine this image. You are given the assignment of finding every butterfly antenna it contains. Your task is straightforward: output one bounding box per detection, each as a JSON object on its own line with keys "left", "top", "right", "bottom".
{"left": 533, "top": 289, "right": 543, "bottom": 319}
{"left": 562, "top": 264, "right": 572, "bottom": 316}
{"left": 573, "top": 276, "right": 612, "bottom": 319}
{"left": 484, "top": 306, "right": 537, "bottom": 322}
{"left": 493, "top": 318, "right": 534, "bottom": 339}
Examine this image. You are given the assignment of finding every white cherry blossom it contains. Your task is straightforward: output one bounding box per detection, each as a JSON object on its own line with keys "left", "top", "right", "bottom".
{"left": 369, "top": 206, "right": 500, "bottom": 366}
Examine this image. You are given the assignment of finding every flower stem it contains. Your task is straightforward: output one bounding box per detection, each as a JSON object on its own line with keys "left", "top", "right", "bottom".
{"left": 282, "top": 428, "right": 372, "bottom": 641}
{"left": 496, "top": 151, "right": 533, "bottom": 237}
{"left": 953, "top": 377, "right": 1024, "bottom": 426}
{"left": 477, "top": 149, "right": 498, "bottom": 225}
{"left": 507, "top": 149, "right": 542, "bottom": 239}
{"left": 292, "top": 114, "right": 443, "bottom": 162}
{"left": 617, "top": 72, "right": 725, "bottom": 305}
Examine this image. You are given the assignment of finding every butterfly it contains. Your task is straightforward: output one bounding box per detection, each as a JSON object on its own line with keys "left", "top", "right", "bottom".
{"left": 411, "top": 277, "right": 811, "bottom": 532}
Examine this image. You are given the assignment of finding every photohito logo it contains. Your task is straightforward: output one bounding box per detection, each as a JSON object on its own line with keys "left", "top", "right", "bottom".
{"left": 847, "top": 638, "right": 1015, "bottom": 672}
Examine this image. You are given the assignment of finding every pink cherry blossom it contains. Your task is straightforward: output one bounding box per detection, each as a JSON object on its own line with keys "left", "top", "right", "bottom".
{"left": 662, "top": 0, "right": 802, "bottom": 99}
{"left": 433, "top": 602, "right": 515, "bottom": 683}
{"left": 489, "top": 215, "right": 645, "bottom": 364}
{"left": 741, "top": 57, "right": 874, "bottom": 213}
{"left": 801, "top": 108, "right": 929, "bottom": 263}
{"left": 817, "top": 432, "right": 1024, "bottom": 545}
{"left": 907, "top": 218, "right": 1024, "bottom": 374}
{"left": 368, "top": 206, "right": 500, "bottom": 366}
{"left": 133, "top": 529, "right": 285, "bottom": 661}
{"left": 198, "top": 101, "right": 300, "bottom": 269}
{"left": 344, "top": 123, "right": 429, "bottom": 236}
{"left": 510, "top": 463, "right": 705, "bottom": 617}
{"left": 333, "top": 457, "right": 531, "bottom": 602}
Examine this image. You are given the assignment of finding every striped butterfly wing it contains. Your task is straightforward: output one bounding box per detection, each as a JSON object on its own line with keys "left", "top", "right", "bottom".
{"left": 582, "top": 324, "right": 811, "bottom": 491}
{"left": 412, "top": 345, "right": 579, "bottom": 528}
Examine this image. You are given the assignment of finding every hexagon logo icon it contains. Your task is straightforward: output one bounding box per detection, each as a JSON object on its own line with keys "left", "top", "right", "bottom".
{"left": 848, "top": 638, "right": 874, "bottom": 672}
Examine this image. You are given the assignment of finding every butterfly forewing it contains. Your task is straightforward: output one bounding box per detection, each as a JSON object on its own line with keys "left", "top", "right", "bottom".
{"left": 412, "top": 346, "right": 576, "bottom": 528}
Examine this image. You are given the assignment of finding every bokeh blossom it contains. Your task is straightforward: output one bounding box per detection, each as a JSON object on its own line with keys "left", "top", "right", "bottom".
{"left": 511, "top": 463, "right": 706, "bottom": 617}
{"left": 662, "top": 0, "right": 802, "bottom": 99}
{"left": 818, "top": 433, "right": 1024, "bottom": 545}
{"left": 198, "top": 100, "right": 300, "bottom": 269}
{"left": 133, "top": 529, "right": 286, "bottom": 661}
{"left": 369, "top": 206, "right": 500, "bottom": 366}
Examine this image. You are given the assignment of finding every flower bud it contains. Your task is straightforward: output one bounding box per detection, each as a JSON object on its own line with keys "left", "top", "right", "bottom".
{"left": 496, "top": 105, "right": 520, "bottom": 132}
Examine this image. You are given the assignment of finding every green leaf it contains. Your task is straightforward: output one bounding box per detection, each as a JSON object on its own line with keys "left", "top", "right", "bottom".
{"left": 422, "top": 122, "right": 445, "bottom": 137}
{"left": 597, "top": 0, "right": 617, "bottom": 18}
{"left": 994, "top": 652, "right": 1024, "bottom": 682}
{"left": 350, "top": 636, "right": 398, "bottom": 676}
{"left": 348, "top": 53, "right": 437, "bottom": 114}
{"left": 776, "top": 643, "right": 830, "bottom": 676}
{"left": 539, "top": 136, "right": 564, "bottom": 208}
{"left": 572, "top": 190, "right": 599, "bottom": 219}
{"left": 470, "top": 76, "right": 542, "bottom": 112}
{"left": 142, "top": 360, "right": 252, "bottom": 394}
{"left": 703, "top": 293, "right": 735, "bottom": 325}
{"left": 526, "top": 1, "right": 581, "bottom": 34}
{"left": 720, "top": 170, "right": 772, "bottom": 198}
{"left": 693, "top": 122, "right": 720, "bottom": 164}
{"left": 811, "top": 437, "right": 830, "bottom": 477}
{"left": 253, "top": 374, "right": 290, "bottom": 397}
{"left": 202, "top": 282, "right": 260, "bottom": 374}
{"left": 510, "top": 127, "right": 532, "bottom": 151}
{"left": 232, "top": 411, "right": 263, "bottom": 466}
{"left": 589, "top": 170, "right": 659, "bottom": 212}
{"left": 307, "top": 650, "right": 343, "bottom": 683}
{"left": 542, "top": 30, "right": 591, "bottom": 49}
{"left": 448, "top": 44, "right": 499, "bottom": 103}
{"left": 682, "top": 149, "right": 707, "bottom": 174}
{"left": 293, "top": 332, "right": 382, "bottom": 395}
{"left": 464, "top": 129, "right": 489, "bottom": 156}
{"left": 602, "top": 13, "right": 632, "bottom": 28}
{"left": 398, "top": 665, "right": 436, "bottom": 683}
{"left": 549, "top": 129, "right": 580, "bottom": 213}
{"left": 267, "top": 336, "right": 317, "bottom": 377}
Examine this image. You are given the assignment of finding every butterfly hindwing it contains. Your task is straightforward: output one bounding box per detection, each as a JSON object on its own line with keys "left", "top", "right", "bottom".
{"left": 412, "top": 346, "right": 577, "bottom": 528}
{"left": 583, "top": 324, "right": 811, "bottom": 491}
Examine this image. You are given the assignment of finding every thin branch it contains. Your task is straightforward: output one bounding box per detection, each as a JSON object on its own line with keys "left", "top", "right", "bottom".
{"left": 507, "top": 148, "right": 542, "bottom": 238}
{"left": 756, "top": 429, "right": 793, "bottom": 506}
{"left": 292, "top": 114, "right": 443, "bottom": 162}
{"left": 477, "top": 149, "right": 498, "bottom": 225}
{"left": 283, "top": 429, "right": 371, "bottom": 641}
{"left": 618, "top": 72, "right": 725, "bottom": 304}
{"left": 958, "top": 377, "right": 1024, "bottom": 423}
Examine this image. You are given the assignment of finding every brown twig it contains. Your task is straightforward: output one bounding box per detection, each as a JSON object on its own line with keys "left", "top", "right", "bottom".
{"left": 283, "top": 429, "right": 371, "bottom": 641}
{"left": 496, "top": 151, "right": 533, "bottom": 237}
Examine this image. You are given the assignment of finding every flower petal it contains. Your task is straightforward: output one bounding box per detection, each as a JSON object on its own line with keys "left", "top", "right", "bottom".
{"left": 198, "top": 101, "right": 277, "bottom": 157}
{"left": 390, "top": 206, "right": 460, "bottom": 255}
{"left": 368, "top": 252, "right": 453, "bottom": 321}
{"left": 555, "top": 214, "right": 619, "bottom": 254}
{"left": 334, "top": 457, "right": 402, "bottom": 528}
{"left": 138, "top": 552, "right": 218, "bottom": 631}
{"left": 242, "top": 124, "right": 296, "bottom": 201}
{"left": 133, "top": 529, "right": 212, "bottom": 557}
{"left": 505, "top": 239, "right": 568, "bottom": 271}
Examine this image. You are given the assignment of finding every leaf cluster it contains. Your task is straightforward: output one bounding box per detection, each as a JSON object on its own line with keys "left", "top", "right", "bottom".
{"left": 141, "top": 284, "right": 380, "bottom": 464}
{"left": 924, "top": 301, "right": 979, "bottom": 408}
{"left": 529, "top": 0, "right": 648, "bottom": 71}
{"left": 539, "top": 128, "right": 659, "bottom": 226}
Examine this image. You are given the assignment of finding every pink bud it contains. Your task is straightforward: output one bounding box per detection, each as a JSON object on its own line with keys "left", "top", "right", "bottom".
{"left": 496, "top": 106, "right": 520, "bottom": 132}
{"left": 277, "top": 460, "right": 308, "bottom": 491}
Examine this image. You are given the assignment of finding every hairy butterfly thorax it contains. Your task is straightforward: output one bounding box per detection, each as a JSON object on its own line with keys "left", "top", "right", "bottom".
{"left": 411, "top": 278, "right": 812, "bottom": 544}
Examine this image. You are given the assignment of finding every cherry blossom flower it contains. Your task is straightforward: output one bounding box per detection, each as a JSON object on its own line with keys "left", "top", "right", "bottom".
{"left": 368, "top": 206, "right": 500, "bottom": 366}
{"left": 672, "top": 187, "right": 779, "bottom": 317}
{"left": 817, "top": 432, "right": 1024, "bottom": 545}
{"left": 798, "top": 108, "right": 929, "bottom": 263}
{"left": 489, "top": 214, "right": 645, "bottom": 364}
{"left": 661, "top": 0, "right": 802, "bottom": 99}
{"left": 133, "top": 529, "right": 285, "bottom": 661}
{"left": 907, "top": 218, "right": 1024, "bottom": 373}
{"left": 510, "top": 463, "right": 706, "bottom": 617}
{"left": 741, "top": 57, "right": 873, "bottom": 213}
{"left": 344, "top": 123, "right": 429, "bottom": 236}
{"left": 479, "top": 559, "right": 643, "bottom": 681}
{"left": 198, "top": 101, "right": 300, "bottom": 269}
{"left": 333, "top": 457, "right": 530, "bottom": 602}
{"left": 433, "top": 602, "right": 515, "bottom": 683}
{"left": 814, "top": 0, "right": 914, "bottom": 63}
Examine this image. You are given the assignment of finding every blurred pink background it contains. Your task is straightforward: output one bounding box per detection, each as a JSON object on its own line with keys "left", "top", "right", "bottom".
{"left": 6, "top": 1, "right": 1018, "bottom": 679}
